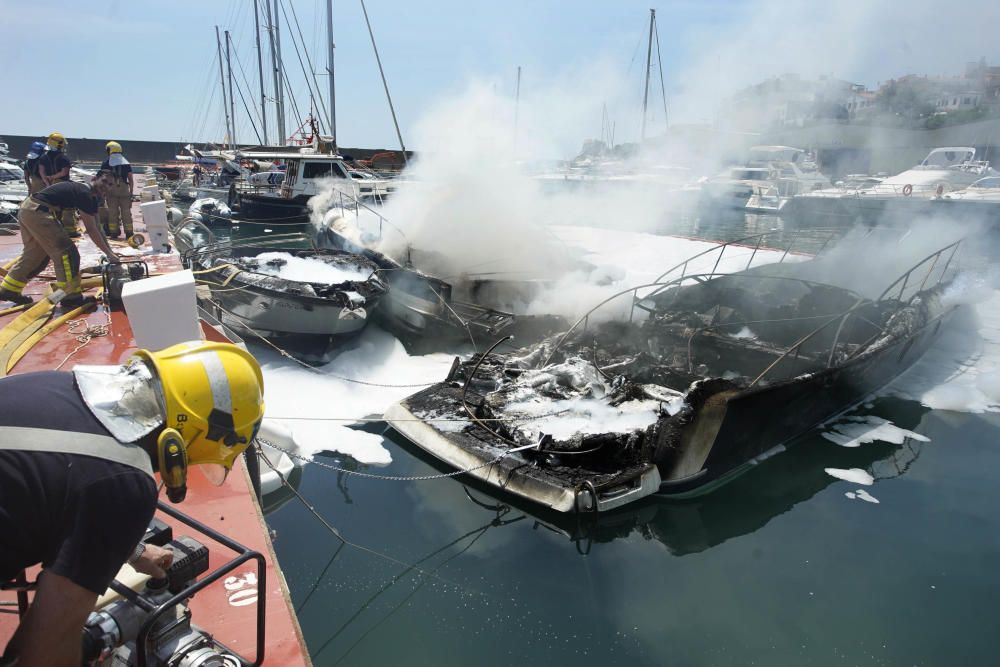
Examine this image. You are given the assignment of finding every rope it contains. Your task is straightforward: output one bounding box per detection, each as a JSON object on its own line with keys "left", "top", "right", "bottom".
{"left": 53, "top": 308, "right": 111, "bottom": 370}
{"left": 257, "top": 436, "right": 538, "bottom": 482}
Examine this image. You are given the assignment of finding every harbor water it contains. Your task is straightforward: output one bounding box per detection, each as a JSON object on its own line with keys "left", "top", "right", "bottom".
{"left": 239, "top": 208, "right": 1000, "bottom": 666}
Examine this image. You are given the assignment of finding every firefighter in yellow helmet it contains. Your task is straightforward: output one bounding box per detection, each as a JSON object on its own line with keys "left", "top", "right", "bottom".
{"left": 37, "top": 131, "right": 80, "bottom": 237}
{"left": 0, "top": 341, "right": 265, "bottom": 667}
{"left": 100, "top": 141, "right": 135, "bottom": 239}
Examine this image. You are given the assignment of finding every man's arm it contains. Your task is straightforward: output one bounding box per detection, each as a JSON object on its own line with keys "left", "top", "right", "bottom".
{"left": 128, "top": 171, "right": 135, "bottom": 197}
{"left": 38, "top": 162, "right": 50, "bottom": 187}
{"left": 80, "top": 213, "right": 120, "bottom": 262}
{"left": 2, "top": 571, "right": 98, "bottom": 667}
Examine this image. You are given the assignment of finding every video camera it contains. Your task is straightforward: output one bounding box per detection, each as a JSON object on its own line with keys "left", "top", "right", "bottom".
{"left": 81, "top": 519, "right": 245, "bottom": 667}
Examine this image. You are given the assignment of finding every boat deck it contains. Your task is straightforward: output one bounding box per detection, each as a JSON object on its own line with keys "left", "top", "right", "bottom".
{"left": 0, "top": 185, "right": 311, "bottom": 666}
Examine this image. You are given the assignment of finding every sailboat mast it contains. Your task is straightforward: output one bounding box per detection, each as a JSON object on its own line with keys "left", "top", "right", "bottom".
{"left": 215, "top": 26, "right": 233, "bottom": 149}
{"left": 514, "top": 65, "right": 521, "bottom": 151}
{"left": 273, "top": 0, "right": 286, "bottom": 143}
{"left": 359, "top": 0, "right": 407, "bottom": 164}
{"left": 253, "top": 0, "right": 269, "bottom": 145}
{"left": 326, "top": 0, "right": 337, "bottom": 147}
{"left": 640, "top": 8, "right": 655, "bottom": 143}
{"left": 225, "top": 30, "right": 237, "bottom": 149}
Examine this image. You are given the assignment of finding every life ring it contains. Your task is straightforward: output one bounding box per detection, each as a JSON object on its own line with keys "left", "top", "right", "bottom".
{"left": 902, "top": 184, "right": 913, "bottom": 196}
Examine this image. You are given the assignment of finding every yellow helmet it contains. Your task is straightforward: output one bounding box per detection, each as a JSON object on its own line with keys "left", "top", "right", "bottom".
{"left": 47, "top": 131, "right": 66, "bottom": 150}
{"left": 106, "top": 140, "right": 123, "bottom": 154}
{"left": 133, "top": 341, "right": 265, "bottom": 474}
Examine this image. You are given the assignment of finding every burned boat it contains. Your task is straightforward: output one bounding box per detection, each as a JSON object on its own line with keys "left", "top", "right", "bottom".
{"left": 314, "top": 208, "right": 568, "bottom": 347}
{"left": 179, "top": 230, "right": 388, "bottom": 357}
{"left": 387, "top": 239, "right": 962, "bottom": 512}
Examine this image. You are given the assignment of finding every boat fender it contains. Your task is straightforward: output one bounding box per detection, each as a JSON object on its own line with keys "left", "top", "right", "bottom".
{"left": 338, "top": 306, "right": 367, "bottom": 321}
{"left": 902, "top": 184, "right": 913, "bottom": 196}
{"left": 935, "top": 184, "right": 944, "bottom": 197}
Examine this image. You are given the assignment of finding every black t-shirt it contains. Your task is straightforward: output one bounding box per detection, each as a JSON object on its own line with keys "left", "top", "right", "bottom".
{"left": 32, "top": 180, "right": 101, "bottom": 215}
{"left": 24, "top": 156, "right": 41, "bottom": 179}
{"left": 39, "top": 150, "right": 71, "bottom": 178}
{"left": 0, "top": 371, "right": 158, "bottom": 595}
{"left": 100, "top": 157, "right": 133, "bottom": 184}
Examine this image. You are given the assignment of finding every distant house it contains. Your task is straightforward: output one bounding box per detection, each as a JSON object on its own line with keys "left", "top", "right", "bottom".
{"left": 932, "top": 92, "right": 982, "bottom": 111}
{"left": 843, "top": 91, "right": 878, "bottom": 118}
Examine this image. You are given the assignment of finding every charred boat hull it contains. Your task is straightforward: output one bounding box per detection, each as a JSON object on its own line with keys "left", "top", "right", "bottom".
{"left": 656, "top": 299, "right": 955, "bottom": 496}
{"left": 315, "top": 225, "right": 517, "bottom": 342}
{"left": 385, "top": 395, "right": 663, "bottom": 512}
{"left": 387, "top": 238, "right": 962, "bottom": 511}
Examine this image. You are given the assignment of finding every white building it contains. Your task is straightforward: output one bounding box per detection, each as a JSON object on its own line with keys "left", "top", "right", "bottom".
{"left": 932, "top": 92, "right": 982, "bottom": 111}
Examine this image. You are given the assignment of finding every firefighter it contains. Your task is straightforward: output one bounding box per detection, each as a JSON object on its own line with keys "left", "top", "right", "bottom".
{"left": 22, "top": 142, "right": 46, "bottom": 194}
{"left": 0, "top": 340, "right": 265, "bottom": 667}
{"left": 36, "top": 132, "right": 78, "bottom": 238}
{"left": 0, "top": 171, "right": 119, "bottom": 309}
{"left": 100, "top": 141, "right": 135, "bottom": 239}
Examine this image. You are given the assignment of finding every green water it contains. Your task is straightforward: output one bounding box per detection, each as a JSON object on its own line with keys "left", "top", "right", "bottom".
{"left": 253, "top": 212, "right": 1000, "bottom": 666}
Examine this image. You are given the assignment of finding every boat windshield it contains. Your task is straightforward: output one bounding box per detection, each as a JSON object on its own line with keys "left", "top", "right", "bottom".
{"left": 0, "top": 163, "right": 23, "bottom": 182}
{"left": 969, "top": 177, "right": 1000, "bottom": 189}
{"left": 920, "top": 148, "right": 975, "bottom": 168}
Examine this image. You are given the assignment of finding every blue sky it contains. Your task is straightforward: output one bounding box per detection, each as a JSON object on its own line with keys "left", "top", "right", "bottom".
{"left": 4, "top": 0, "right": 998, "bottom": 151}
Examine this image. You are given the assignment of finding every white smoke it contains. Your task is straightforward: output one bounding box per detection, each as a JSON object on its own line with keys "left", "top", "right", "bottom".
{"left": 304, "top": 0, "right": 999, "bottom": 323}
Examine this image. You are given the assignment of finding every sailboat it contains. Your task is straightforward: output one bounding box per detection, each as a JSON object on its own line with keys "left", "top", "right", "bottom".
{"left": 228, "top": 0, "right": 401, "bottom": 222}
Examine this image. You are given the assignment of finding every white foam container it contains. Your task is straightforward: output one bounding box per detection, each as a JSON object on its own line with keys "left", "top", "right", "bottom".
{"left": 121, "top": 269, "right": 201, "bottom": 350}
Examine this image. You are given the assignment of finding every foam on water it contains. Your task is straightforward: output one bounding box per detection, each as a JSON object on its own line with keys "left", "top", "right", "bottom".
{"left": 845, "top": 489, "right": 881, "bottom": 504}
{"left": 821, "top": 415, "right": 931, "bottom": 448}
{"left": 257, "top": 326, "right": 454, "bottom": 465}
{"left": 824, "top": 467, "right": 875, "bottom": 485}
{"left": 885, "top": 279, "right": 1000, "bottom": 414}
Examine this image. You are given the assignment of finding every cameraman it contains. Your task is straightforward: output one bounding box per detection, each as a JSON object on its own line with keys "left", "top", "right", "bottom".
{"left": 0, "top": 341, "right": 264, "bottom": 667}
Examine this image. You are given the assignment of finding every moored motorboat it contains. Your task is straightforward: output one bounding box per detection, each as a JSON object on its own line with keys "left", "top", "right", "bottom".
{"left": 182, "top": 231, "right": 388, "bottom": 358}
{"left": 783, "top": 147, "right": 997, "bottom": 225}
{"left": 188, "top": 197, "right": 233, "bottom": 226}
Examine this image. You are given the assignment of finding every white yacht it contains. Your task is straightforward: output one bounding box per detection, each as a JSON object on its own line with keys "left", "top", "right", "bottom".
{"left": 940, "top": 175, "right": 1000, "bottom": 202}
{"left": 701, "top": 146, "right": 831, "bottom": 212}
{"left": 936, "top": 175, "right": 1000, "bottom": 224}
{"left": 232, "top": 142, "right": 397, "bottom": 223}
{"left": 783, "top": 147, "right": 997, "bottom": 224}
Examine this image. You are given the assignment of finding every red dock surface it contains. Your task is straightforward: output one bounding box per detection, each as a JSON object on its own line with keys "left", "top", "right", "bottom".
{"left": 0, "top": 185, "right": 312, "bottom": 666}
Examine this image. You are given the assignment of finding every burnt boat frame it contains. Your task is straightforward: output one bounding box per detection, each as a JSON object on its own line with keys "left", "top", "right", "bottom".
{"left": 315, "top": 223, "right": 516, "bottom": 342}
{"left": 388, "top": 233, "right": 963, "bottom": 512}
